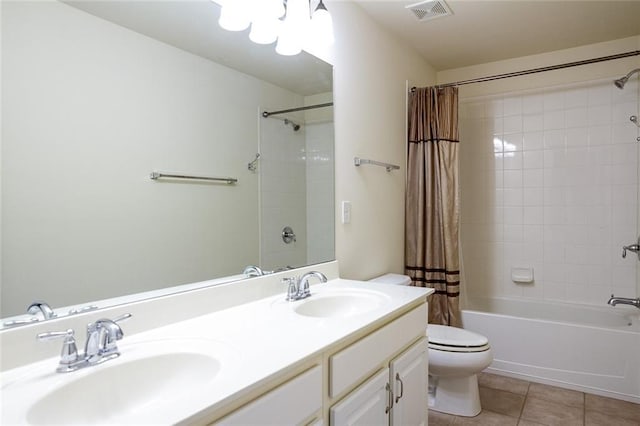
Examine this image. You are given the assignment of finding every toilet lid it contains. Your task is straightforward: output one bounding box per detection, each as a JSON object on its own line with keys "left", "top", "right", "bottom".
{"left": 427, "top": 324, "right": 489, "bottom": 349}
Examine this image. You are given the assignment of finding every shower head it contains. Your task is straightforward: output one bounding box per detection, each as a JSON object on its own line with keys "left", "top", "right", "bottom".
{"left": 614, "top": 68, "right": 640, "bottom": 89}
{"left": 284, "top": 119, "right": 301, "bottom": 131}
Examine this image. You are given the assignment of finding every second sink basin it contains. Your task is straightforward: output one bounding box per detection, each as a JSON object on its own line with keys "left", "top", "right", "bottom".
{"left": 294, "top": 289, "right": 391, "bottom": 318}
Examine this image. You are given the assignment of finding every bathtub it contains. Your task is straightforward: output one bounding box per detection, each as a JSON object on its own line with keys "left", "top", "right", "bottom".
{"left": 461, "top": 297, "right": 640, "bottom": 404}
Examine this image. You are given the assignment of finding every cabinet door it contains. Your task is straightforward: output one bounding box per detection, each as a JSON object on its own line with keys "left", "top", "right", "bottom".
{"left": 218, "top": 365, "right": 322, "bottom": 425}
{"left": 330, "top": 368, "right": 390, "bottom": 426}
{"left": 390, "top": 338, "right": 428, "bottom": 426}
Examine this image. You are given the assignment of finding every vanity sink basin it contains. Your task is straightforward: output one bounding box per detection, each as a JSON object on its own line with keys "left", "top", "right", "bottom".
{"left": 28, "top": 352, "right": 218, "bottom": 424}
{"left": 3, "top": 338, "right": 237, "bottom": 425}
{"left": 294, "top": 290, "right": 390, "bottom": 318}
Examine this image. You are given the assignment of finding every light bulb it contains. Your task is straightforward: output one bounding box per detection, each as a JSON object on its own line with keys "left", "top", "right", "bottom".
{"left": 285, "top": 0, "right": 310, "bottom": 34}
{"left": 310, "top": 1, "right": 334, "bottom": 46}
{"left": 275, "top": 0, "right": 310, "bottom": 55}
{"left": 218, "top": 2, "right": 251, "bottom": 31}
{"left": 257, "top": 0, "right": 285, "bottom": 19}
{"left": 308, "top": 1, "right": 335, "bottom": 47}
{"left": 249, "top": 18, "right": 281, "bottom": 44}
{"left": 276, "top": 22, "right": 302, "bottom": 56}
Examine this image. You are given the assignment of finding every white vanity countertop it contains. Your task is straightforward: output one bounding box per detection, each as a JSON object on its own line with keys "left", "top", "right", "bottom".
{"left": 1, "top": 279, "right": 432, "bottom": 425}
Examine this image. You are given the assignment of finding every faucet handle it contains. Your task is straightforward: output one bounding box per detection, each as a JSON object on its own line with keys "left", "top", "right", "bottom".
{"left": 113, "top": 313, "right": 132, "bottom": 323}
{"left": 37, "top": 329, "right": 79, "bottom": 372}
{"left": 282, "top": 277, "right": 299, "bottom": 301}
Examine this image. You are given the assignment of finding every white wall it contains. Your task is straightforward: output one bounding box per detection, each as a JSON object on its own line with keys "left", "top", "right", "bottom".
{"left": 0, "top": 1, "right": 306, "bottom": 315}
{"left": 441, "top": 37, "right": 640, "bottom": 305}
{"left": 327, "top": 2, "right": 437, "bottom": 280}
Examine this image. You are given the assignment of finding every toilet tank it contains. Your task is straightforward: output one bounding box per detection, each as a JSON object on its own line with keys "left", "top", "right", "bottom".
{"left": 369, "top": 273, "right": 411, "bottom": 286}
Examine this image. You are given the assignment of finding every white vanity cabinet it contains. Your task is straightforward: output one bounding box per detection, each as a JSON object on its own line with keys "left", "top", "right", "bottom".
{"left": 389, "top": 339, "right": 428, "bottom": 426}
{"left": 216, "top": 365, "right": 323, "bottom": 425}
{"left": 328, "top": 304, "right": 428, "bottom": 426}
{"left": 208, "top": 300, "right": 428, "bottom": 426}
{"left": 329, "top": 339, "right": 427, "bottom": 426}
{"left": 330, "top": 368, "right": 390, "bottom": 425}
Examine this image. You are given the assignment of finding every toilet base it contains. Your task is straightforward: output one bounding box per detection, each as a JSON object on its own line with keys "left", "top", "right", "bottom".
{"left": 428, "top": 374, "right": 481, "bottom": 417}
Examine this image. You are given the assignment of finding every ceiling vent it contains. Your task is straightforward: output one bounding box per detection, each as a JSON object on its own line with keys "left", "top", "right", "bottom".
{"left": 406, "top": 0, "right": 453, "bottom": 22}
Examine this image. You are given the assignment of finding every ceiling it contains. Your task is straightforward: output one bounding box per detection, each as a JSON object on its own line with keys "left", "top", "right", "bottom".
{"left": 353, "top": 0, "right": 640, "bottom": 70}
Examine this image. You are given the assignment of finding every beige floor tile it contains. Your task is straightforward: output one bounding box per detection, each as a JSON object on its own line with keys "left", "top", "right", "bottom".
{"left": 585, "top": 409, "right": 640, "bottom": 426}
{"left": 479, "top": 373, "right": 530, "bottom": 396}
{"left": 428, "top": 409, "right": 457, "bottom": 426}
{"left": 585, "top": 394, "right": 640, "bottom": 422}
{"left": 527, "top": 382, "right": 584, "bottom": 408}
{"left": 521, "top": 396, "right": 583, "bottom": 426}
{"left": 480, "top": 386, "right": 526, "bottom": 418}
{"left": 517, "top": 419, "right": 547, "bottom": 426}
{"left": 453, "top": 410, "right": 518, "bottom": 426}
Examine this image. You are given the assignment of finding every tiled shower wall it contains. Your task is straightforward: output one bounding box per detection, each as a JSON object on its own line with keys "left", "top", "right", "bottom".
{"left": 260, "top": 117, "right": 334, "bottom": 271}
{"left": 260, "top": 116, "right": 308, "bottom": 271}
{"left": 306, "top": 121, "right": 335, "bottom": 265}
{"left": 459, "top": 77, "right": 640, "bottom": 306}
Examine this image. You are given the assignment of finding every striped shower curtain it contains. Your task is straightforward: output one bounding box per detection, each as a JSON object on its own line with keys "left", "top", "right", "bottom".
{"left": 405, "top": 86, "right": 461, "bottom": 327}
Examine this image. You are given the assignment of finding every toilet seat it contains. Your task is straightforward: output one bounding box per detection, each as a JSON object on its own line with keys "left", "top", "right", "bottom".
{"left": 427, "top": 325, "right": 490, "bottom": 353}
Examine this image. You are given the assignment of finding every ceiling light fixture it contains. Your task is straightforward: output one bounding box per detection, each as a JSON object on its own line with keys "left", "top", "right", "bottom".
{"left": 215, "top": 0, "right": 334, "bottom": 56}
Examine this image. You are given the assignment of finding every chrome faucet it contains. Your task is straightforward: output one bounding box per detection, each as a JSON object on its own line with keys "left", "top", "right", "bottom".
{"left": 608, "top": 294, "right": 640, "bottom": 309}
{"left": 243, "top": 265, "right": 265, "bottom": 277}
{"left": 84, "top": 316, "right": 128, "bottom": 364}
{"left": 298, "top": 271, "right": 328, "bottom": 298}
{"left": 27, "top": 301, "right": 57, "bottom": 320}
{"left": 37, "top": 313, "right": 131, "bottom": 373}
{"left": 283, "top": 271, "right": 328, "bottom": 301}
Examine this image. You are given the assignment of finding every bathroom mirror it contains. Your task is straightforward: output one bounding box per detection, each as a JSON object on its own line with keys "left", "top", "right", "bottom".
{"left": 1, "top": 0, "right": 334, "bottom": 322}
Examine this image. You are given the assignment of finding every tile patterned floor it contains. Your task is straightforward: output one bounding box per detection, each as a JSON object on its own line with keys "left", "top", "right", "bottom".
{"left": 428, "top": 373, "right": 640, "bottom": 426}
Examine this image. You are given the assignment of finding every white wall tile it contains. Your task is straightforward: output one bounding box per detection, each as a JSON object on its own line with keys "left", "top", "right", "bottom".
{"left": 544, "top": 110, "right": 564, "bottom": 130}
{"left": 524, "top": 206, "right": 543, "bottom": 225}
{"left": 503, "top": 151, "right": 523, "bottom": 170}
{"left": 543, "top": 129, "right": 565, "bottom": 149}
{"left": 523, "top": 131, "right": 544, "bottom": 151}
{"left": 588, "top": 104, "right": 612, "bottom": 126}
{"left": 522, "top": 93, "right": 544, "bottom": 114}
{"left": 523, "top": 114, "right": 544, "bottom": 132}
{"left": 588, "top": 125, "right": 612, "bottom": 146}
{"left": 587, "top": 84, "right": 612, "bottom": 106}
{"left": 504, "top": 115, "right": 523, "bottom": 133}
{"left": 564, "top": 87, "right": 588, "bottom": 109}
{"left": 460, "top": 77, "right": 638, "bottom": 308}
{"left": 544, "top": 91, "right": 564, "bottom": 111}
{"left": 523, "top": 169, "right": 544, "bottom": 187}
{"left": 523, "top": 150, "right": 544, "bottom": 169}
{"left": 503, "top": 96, "right": 522, "bottom": 116}
{"left": 565, "top": 108, "right": 588, "bottom": 129}
{"left": 612, "top": 123, "right": 639, "bottom": 144}
{"left": 523, "top": 187, "right": 543, "bottom": 206}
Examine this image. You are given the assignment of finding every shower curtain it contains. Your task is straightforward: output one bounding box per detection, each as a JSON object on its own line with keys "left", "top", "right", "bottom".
{"left": 405, "top": 86, "right": 461, "bottom": 327}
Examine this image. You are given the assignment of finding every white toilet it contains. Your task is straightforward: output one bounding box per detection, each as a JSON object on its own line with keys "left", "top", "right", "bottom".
{"left": 369, "top": 273, "right": 493, "bottom": 417}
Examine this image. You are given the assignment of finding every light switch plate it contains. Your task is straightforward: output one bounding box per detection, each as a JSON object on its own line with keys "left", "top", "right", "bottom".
{"left": 341, "top": 201, "right": 351, "bottom": 224}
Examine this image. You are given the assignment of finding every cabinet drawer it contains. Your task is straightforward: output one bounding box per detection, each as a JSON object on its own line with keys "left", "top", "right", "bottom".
{"left": 329, "top": 304, "right": 427, "bottom": 397}
{"left": 218, "top": 365, "right": 322, "bottom": 425}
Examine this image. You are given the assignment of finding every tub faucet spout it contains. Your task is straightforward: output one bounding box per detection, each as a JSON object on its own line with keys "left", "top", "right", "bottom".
{"left": 607, "top": 294, "right": 640, "bottom": 309}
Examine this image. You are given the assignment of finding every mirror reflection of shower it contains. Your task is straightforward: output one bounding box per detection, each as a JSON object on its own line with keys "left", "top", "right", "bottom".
{"left": 259, "top": 100, "right": 334, "bottom": 271}
{"left": 262, "top": 114, "right": 302, "bottom": 132}
{"left": 284, "top": 118, "right": 301, "bottom": 131}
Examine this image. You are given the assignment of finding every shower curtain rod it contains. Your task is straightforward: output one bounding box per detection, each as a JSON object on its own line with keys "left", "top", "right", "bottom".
{"left": 411, "top": 50, "right": 640, "bottom": 91}
{"left": 262, "top": 102, "right": 333, "bottom": 118}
